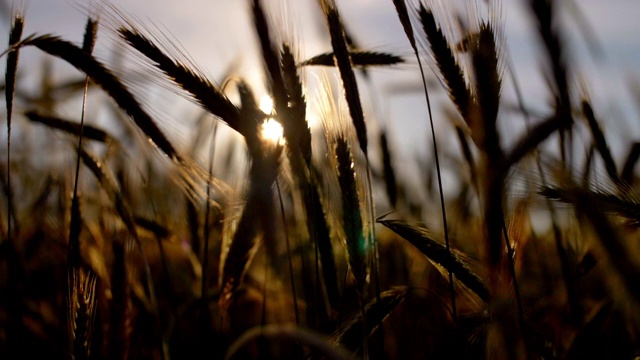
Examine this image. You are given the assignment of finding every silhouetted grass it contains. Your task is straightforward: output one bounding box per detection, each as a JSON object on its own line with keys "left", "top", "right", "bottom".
{"left": 1, "top": 1, "right": 639, "bottom": 359}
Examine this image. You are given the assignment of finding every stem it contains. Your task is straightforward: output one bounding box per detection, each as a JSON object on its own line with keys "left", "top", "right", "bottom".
{"left": 364, "top": 158, "right": 380, "bottom": 302}
{"left": 275, "top": 178, "right": 300, "bottom": 325}
{"left": 414, "top": 51, "right": 457, "bottom": 323}
{"left": 201, "top": 122, "right": 218, "bottom": 304}
{"left": 501, "top": 221, "right": 525, "bottom": 328}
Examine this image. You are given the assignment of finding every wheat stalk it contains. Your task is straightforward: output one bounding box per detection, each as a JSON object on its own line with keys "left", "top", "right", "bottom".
{"left": 118, "top": 27, "right": 241, "bottom": 132}
{"left": 379, "top": 130, "right": 398, "bottom": 208}
{"left": 22, "top": 35, "right": 183, "bottom": 164}
{"left": 581, "top": 100, "right": 622, "bottom": 187}
{"left": 5, "top": 13, "right": 23, "bottom": 241}
{"left": 320, "top": 0, "right": 368, "bottom": 157}
{"left": 471, "top": 22, "right": 502, "bottom": 160}
{"left": 335, "top": 137, "right": 368, "bottom": 295}
{"left": 280, "top": 43, "right": 312, "bottom": 166}
{"left": 301, "top": 50, "right": 404, "bottom": 68}
{"left": 621, "top": 142, "right": 640, "bottom": 184}
{"left": 418, "top": 5, "right": 475, "bottom": 127}
{"left": 25, "top": 111, "right": 115, "bottom": 143}
{"left": 530, "top": 0, "right": 573, "bottom": 164}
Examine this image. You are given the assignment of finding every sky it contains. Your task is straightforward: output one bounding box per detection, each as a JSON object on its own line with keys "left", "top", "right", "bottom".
{"left": 2, "top": 0, "right": 640, "bottom": 191}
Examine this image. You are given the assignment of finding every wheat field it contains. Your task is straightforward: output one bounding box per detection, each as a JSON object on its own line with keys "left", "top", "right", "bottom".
{"left": 1, "top": 0, "right": 640, "bottom": 359}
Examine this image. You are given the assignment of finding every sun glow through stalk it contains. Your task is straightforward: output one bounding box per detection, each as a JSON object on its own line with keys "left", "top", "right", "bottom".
{"left": 259, "top": 95, "right": 274, "bottom": 115}
{"left": 260, "top": 118, "right": 284, "bottom": 145}
{"left": 258, "top": 95, "right": 284, "bottom": 145}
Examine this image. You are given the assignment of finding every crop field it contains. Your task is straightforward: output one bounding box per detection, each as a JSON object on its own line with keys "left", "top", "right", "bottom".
{"left": 1, "top": 0, "right": 639, "bottom": 359}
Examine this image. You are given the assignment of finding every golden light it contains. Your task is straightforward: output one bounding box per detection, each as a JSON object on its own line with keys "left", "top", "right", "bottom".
{"left": 306, "top": 111, "right": 321, "bottom": 129}
{"left": 260, "top": 118, "right": 284, "bottom": 145}
{"left": 259, "top": 95, "right": 274, "bottom": 115}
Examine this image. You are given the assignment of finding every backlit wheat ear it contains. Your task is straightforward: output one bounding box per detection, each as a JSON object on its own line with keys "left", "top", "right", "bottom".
{"left": 301, "top": 51, "right": 404, "bottom": 68}
{"left": 379, "top": 219, "right": 490, "bottom": 303}
{"left": 5, "top": 12, "right": 23, "bottom": 120}
{"left": 252, "top": 0, "right": 288, "bottom": 114}
{"left": 280, "top": 43, "right": 312, "bottom": 166}
{"left": 82, "top": 18, "right": 98, "bottom": 53}
{"left": 25, "top": 111, "right": 116, "bottom": 144}
{"left": 418, "top": 5, "right": 475, "bottom": 126}
{"left": 251, "top": 0, "right": 287, "bottom": 100}
{"left": 70, "top": 270, "right": 98, "bottom": 360}
{"left": 236, "top": 80, "right": 265, "bottom": 157}
{"left": 5, "top": 13, "right": 23, "bottom": 132}
{"left": 320, "top": 0, "right": 368, "bottom": 157}
{"left": 118, "top": 28, "right": 241, "bottom": 132}
{"left": 391, "top": 0, "right": 416, "bottom": 49}
{"left": 22, "top": 35, "right": 183, "bottom": 163}
{"left": 471, "top": 22, "right": 502, "bottom": 160}
{"left": 335, "top": 137, "right": 368, "bottom": 295}
{"left": 541, "top": 186, "right": 640, "bottom": 226}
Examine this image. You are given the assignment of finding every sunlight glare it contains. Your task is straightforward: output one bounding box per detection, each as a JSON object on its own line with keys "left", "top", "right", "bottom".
{"left": 259, "top": 95, "right": 274, "bottom": 115}
{"left": 260, "top": 118, "right": 284, "bottom": 145}
{"left": 306, "top": 111, "right": 320, "bottom": 129}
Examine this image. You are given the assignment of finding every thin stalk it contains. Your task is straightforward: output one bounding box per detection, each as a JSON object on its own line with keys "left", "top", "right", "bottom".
{"left": 275, "top": 178, "right": 300, "bottom": 325}
{"left": 415, "top": 44, "right": 457, "bottom": 323}
{"left": 70, "top": 21, "right": 96, "bottom": 251}
{"left": 365, "top": 159, "right": 380, "bottom": 302}
{"left": 201, "top": 121, "right": 218, "bottom": 302}
{"left": 501, "top": 221, "right": 525, "bottom": 329}
{"left": 261, "top": 253, "right": 269, "bottom": 326}
{"left": 358, "top": 297, "right": 369, "bottom": 360}
{"left": 393, "top": 0, "right": 456, "bottom": 321}
{"left": 275, "top": 179, "right": 305, "bottom": 358}
{"left": 258, "top": 254, "right": 271, "bottom": 357}
{"left": 313, "top": 197, "right": 322, "bottom": 322}
{"left": 68, "top": 16, "right": 96, "bottom": 356}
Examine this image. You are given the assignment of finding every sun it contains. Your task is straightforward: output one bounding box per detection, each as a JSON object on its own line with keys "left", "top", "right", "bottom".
{"left": 260, "top": 118, "right": 284, "bottom": 145}
{"left": 259, "top": 95, "right": 274, "bottom": 115}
